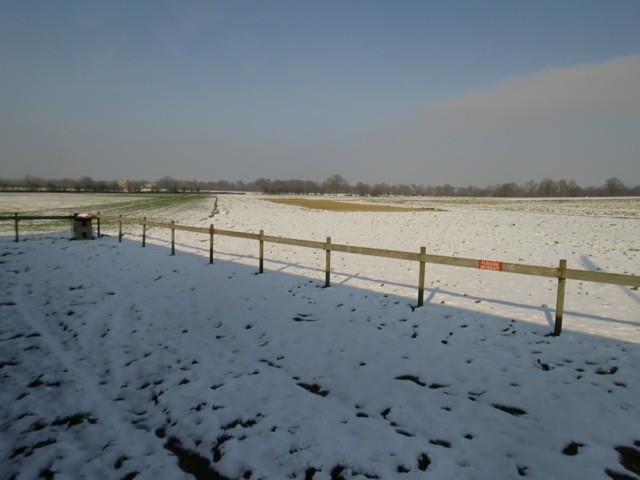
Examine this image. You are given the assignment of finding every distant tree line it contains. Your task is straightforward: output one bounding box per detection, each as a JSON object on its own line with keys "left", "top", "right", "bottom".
{"left": 0, "top": 174, "right": 638, "bottom": 197}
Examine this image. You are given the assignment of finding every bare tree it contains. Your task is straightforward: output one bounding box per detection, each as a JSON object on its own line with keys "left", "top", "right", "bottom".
{"left": 323, "top": 174, "right": 349, "bottom": 194}
{"left": 537, "top": 178, "right": 558, "bottom": 197}
{"left": 156, "top": 176, "right": 179, "bottom": 193}
{"left": 354, "top": 182, "right": 370, "bottom": 196}
{"left": 603, "top": 177, "right": 626, "bottom": 196}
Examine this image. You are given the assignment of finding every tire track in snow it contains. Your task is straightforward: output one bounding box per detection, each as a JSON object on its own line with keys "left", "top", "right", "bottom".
{"left": 1, "top": 239, "right": 184, "bottom": 478}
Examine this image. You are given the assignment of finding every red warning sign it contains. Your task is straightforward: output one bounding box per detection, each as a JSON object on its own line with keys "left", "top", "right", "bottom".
{"left": 479, "top": 259, "right": 503, "bottom": 271}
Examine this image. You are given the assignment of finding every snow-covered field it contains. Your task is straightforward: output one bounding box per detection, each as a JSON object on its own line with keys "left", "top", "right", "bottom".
{"left": 1, "top": 193, "right": 639, "bottom": 479}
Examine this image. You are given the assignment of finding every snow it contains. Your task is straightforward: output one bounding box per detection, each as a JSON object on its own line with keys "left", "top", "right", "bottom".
{"left": 0, "top": 193, "right": 147, "bottom": 213}
{"left": 1, "top": 194, "right": 639, "bottom": 479}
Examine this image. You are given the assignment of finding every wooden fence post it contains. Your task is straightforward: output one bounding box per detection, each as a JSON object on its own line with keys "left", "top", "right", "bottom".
{"left": 417, "top": 246, "right": 426, "bottom": 307}
{"left": 554, "top": 259, "right": 567, "bottom": 336}
{"left": 142, "top": 217, "right": 146, "bottom": 247}
{"left": 13, "top": 212, "right": 20, "bottom": 242}
{"left": 118, "top": 215, "right": 122, "bottom": 243}
{"left": 96, "top": 212, "right": 101, "bottom": 238}
{"left": 170, "top": 220, "right": 175, "bottom": 256}
{"left": 325, "top": 236, "right": 332, "bottom": 287}
{"left": 259, "top": 229, "right": 264, "bottom": 274}
{"left": 14, "top": 213, "right": 19, "bottom": 242}
{"left": 209, "top": 224, "right": 214, "bottom": 265}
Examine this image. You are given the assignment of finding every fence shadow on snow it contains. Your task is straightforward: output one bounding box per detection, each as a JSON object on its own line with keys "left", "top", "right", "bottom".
{"left": 98, "top": 222, "right": 640, "bottom": 338}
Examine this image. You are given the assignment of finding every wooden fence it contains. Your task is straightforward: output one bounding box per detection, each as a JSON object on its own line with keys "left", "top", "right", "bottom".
{"left": 2, "top": 212, "right": 639, "bottom": 336}
{"left": 0, "top": 213, "right": 73, "bottom": 242}
{"left": 94, "top": 213, "right": 639, "bottom": 336}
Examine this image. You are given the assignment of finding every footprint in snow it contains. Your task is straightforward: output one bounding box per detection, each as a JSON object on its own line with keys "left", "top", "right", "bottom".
{"left": 296, "top": 382, "right": 329, "bottom": 397}
{"left": 562, "top": 441, "right": 586, "bottom": 456}
{"left": 491, "top": 404, "right": 527, "bottom": 417}
{"left": 595, "top": 366, "right": 619, "bottom": 375}
{"left": 606, "top": 442, "right": 640, "bottom": 478}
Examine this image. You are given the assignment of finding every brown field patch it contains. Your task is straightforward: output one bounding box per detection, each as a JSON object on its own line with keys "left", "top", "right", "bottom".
{"left": 266, "top": 198, "right": 439, "bottom": 212}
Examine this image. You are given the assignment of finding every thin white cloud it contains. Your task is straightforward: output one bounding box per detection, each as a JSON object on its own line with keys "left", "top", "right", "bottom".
{"left": 426, "top": 55, "right": 640, "bottom": 128}
{"left": 348, "top": 56, "right": 640, "bottom": 185}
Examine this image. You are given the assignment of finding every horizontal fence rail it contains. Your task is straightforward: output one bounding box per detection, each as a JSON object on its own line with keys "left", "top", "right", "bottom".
{"left": 0, "top": 213, "right": 74, "bottom": 242}
{"left": 0, "top": 215, "right": 74, "bottom": 221}
{"left": 3, "top": 212, "right": 638, "bottom": 336}
{"left": 92, "top": 213, "right": 639, "bottom": 336}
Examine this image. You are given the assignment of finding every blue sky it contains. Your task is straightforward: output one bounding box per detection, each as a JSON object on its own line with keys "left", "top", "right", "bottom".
{"left": 2, "top": 0, "right": 639, "bottom": 186}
